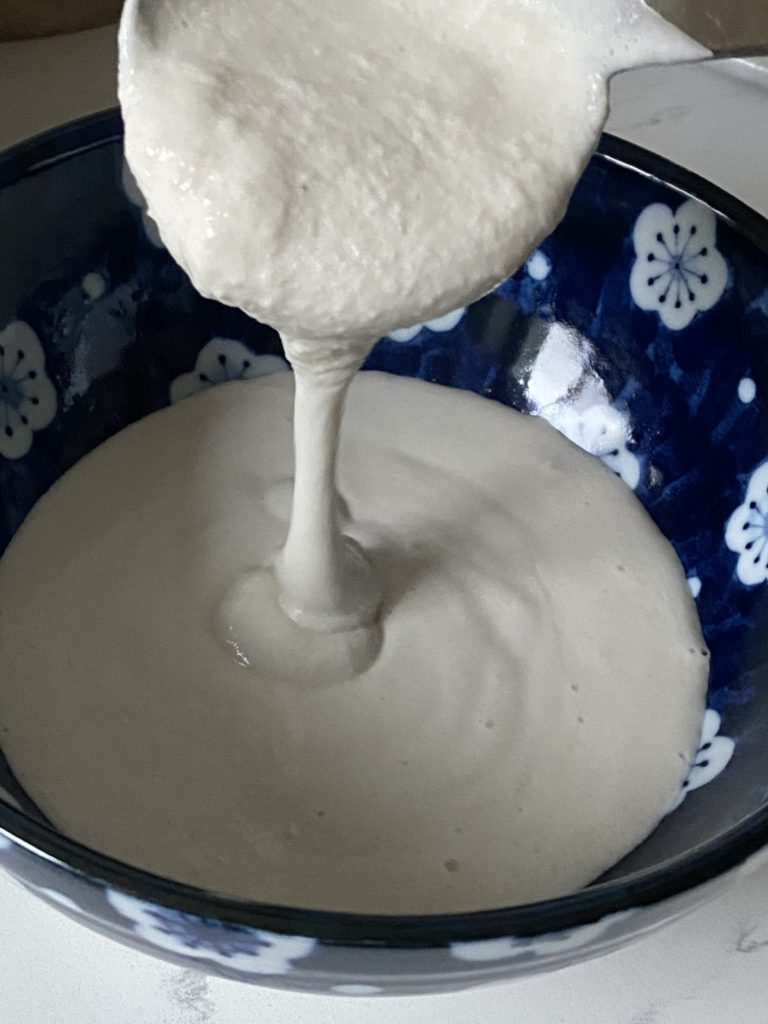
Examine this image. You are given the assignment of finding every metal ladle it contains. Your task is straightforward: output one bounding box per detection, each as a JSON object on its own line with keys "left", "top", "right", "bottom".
{"left": 648, "top": 0, "right": 768, "bottom": 58}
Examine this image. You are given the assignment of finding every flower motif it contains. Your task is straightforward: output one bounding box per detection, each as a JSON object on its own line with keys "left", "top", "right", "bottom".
{"left": 386, "top": 307, "right": 466, "bottom": 343}
{"left": 526, "top": 323, "right": 641, "bottom": 490}
{"left": 121, "top": 160, "right": 164, "bottom": 248}
{"left": 630, "top": 199, "right": 728, "bottom": 331}
{"left": 171, "top": 338, "right": 290, "bottom": 404}
{"left": 106, "top": 890, "right": 316, "bottom": 975}
{"left": 738, "top": 378, "right": 757, "bottom": 404}
{"left": 526, "top": 250, "right": 551, "bottom": 281}
{"left": 0, "top": 321, "right": 57, "bottom": 460}
{"left": 451, "top": 910, "right": 634, "bottom": 963}
{"left": 547, "top": 398, "right": 641, "bottom": 491}
{"left": 5, "top": 870, "right": 109, "bottom": 924}
{"left": 725, "top": 461, "right": 768, "bottom": 586}
{"left": 23, "top": 883, "right": 82, "bottom": 915}
{"left": 669, "top": 709, "right": 735, "bottom": 812}
{"left": 82, "top": 272, "right": 106, "bottom": 301}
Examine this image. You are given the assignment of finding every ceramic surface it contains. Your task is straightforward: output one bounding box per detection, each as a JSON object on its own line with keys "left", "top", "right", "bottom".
{"left": 0, "top": 112, "right": 767, "bottom": 995}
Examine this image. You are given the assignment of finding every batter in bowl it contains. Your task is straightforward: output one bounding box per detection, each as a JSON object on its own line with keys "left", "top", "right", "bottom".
{"left": 0, "top": 373, "right": 709, "bottom": 912}
{"left": 0, "top": 0, "right": 709, "bottom": 912}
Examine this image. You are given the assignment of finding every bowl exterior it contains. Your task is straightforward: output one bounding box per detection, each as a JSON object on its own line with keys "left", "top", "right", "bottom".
{"left": 2, "top": 828, "right": 767, "bottom": 994}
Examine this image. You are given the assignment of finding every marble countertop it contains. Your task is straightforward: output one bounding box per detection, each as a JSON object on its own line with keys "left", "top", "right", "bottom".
{"left": 1, "top": 26, "right": 767, "bottom": 1024}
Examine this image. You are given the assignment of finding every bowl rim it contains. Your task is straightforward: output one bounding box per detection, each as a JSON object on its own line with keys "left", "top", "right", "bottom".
{"left": 0, "top": 108, "right": 767, "bottom": 950}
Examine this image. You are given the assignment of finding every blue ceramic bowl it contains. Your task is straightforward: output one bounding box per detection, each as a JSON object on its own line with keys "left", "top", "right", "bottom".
{"left": 0, "top": 111, "right": 767, "bottom": 997}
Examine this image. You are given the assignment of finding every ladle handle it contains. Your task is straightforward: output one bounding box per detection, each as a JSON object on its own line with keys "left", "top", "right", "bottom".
{"left": 646, "top": 0, "right": 768, "bottom": 58}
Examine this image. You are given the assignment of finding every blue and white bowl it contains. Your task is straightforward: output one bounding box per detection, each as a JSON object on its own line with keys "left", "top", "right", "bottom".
{"left": 0, "top": 111, "right": 767, "bottom": 996}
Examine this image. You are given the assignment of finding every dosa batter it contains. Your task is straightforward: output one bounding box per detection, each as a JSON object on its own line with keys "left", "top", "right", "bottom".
{"left": 0, "top": 0, "right": 708, "bottom": 911}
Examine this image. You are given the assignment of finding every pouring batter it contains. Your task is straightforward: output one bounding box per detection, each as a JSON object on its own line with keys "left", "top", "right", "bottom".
{"left": 0, "top": 0, "right": 710, "bottom": 912}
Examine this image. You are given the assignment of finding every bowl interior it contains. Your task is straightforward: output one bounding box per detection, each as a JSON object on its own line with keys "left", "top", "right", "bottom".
{"left": 1, "top": 112, "right": 767, "bottom": 896}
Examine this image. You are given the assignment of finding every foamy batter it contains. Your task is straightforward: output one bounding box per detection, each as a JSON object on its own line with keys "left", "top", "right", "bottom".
{"left": 119, "top": 0, "right": 704, "bottom": 344}
{"left": 0, "top": 374, "right": 708, "bottom": 911}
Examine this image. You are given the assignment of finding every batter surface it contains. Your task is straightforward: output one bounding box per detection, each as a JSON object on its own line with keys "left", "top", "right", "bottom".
{"left": 0, "top": 373, "right": 708, "bottom": 912}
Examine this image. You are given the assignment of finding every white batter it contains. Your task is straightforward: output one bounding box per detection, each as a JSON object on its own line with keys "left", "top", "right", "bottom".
{"left": 0, "top": 0, "right": 712, "bottom": 912}
{"left": 118, "top": 0, "right": 704, "bottom": 345}
{"left": 0, "top": 374, "right": 708, "bottom": 912}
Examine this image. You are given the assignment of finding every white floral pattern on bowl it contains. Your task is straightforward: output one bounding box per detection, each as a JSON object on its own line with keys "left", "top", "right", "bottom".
{"left": 82, "top": 272, "right": 107, "bottom": 301}
{"left": 106, "top": 890, "right": 316, "bottom": 975}
{"left": 451, "top": 909, "right": 634, "bottom": 963}
{"left": 630, "top": 199, "right": 728, "bottom": 332}
{"left": 1, "top": 866, "right": 108, "bottom": 924}
{"left": 171, "top": 338, "right": 290, "bottom": 404}
{"left": 725, "top": 461, "right": 768, "bottom": 586}
{"left": 386, "top": 307, "right": 466, "bottom": 343}
{"left": 0, "top": 322, "right": 57, "bottom": 460}
{"left": 22, "top": 881, "right": 82, "bottom": 915}
{"left": 670, "top": 710, "right": 735, "bottom": 812}
{"left": 738, "top": 377, "right": 757, "bottom": 405}
{"left": 526, "top": 250, "right": 552, "bottom": 281}
{"left": 526, "top": 322, "right": 641, "bottom": 489}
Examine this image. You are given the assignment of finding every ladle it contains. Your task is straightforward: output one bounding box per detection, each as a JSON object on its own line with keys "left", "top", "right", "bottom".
{"left": 648, "top": 0, "right": 768, "bottom": 59}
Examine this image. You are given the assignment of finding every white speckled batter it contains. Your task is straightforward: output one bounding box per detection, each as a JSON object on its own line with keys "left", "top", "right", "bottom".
{"left": 118, "top": 0, "right": 704, "bottom": 345}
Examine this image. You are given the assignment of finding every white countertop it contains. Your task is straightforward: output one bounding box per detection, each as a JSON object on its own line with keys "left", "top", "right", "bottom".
{"left": 1, "top": 26, "right": 767, "bottom": 1024}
